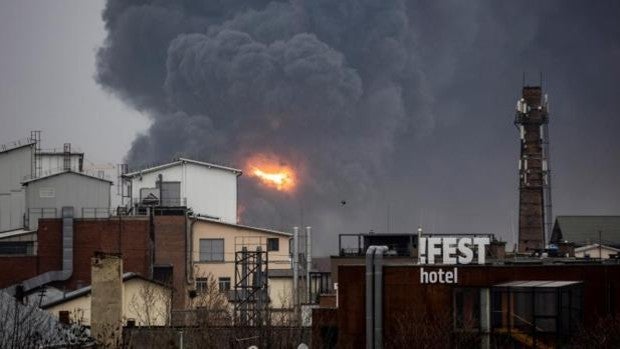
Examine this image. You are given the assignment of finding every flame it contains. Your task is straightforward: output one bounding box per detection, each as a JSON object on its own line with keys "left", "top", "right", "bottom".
{"left": 246, "top": 154, "right": 297, "bottom": 192}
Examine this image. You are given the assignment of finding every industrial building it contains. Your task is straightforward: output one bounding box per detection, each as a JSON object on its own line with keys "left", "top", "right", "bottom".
{"left": 121, "top": 158, "right": 241, "bottom": 223}
{"left": 23, "top": 171, "right": 112, "bottom": 229}
{"left": 312, "top": 260, "right": 620, "bottom": 348}
{"left": 0, "top": 132, "right": 96, "bottom": 234}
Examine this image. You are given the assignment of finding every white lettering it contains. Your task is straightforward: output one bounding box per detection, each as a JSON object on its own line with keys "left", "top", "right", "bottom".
{"left": 427, "top": 237, "right": 442, "bottom": 264}
{"left": 419, "top": 267, "right": 459, "bottom": 284}
{"left": 457, "top": 238, "right": 473, "bottom": 264}
{"left": 474, "top": 237, "right": 490, "bottom": 265}
{"left": 442, "top": 237, "right": 457, "bottom": 264}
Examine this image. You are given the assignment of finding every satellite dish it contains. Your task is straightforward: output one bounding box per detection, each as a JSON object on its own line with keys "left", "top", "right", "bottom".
{"left": 297, "top": 344, "right": 309, "bottom": 349}
{"left": 248, "top": 346, "right": 259, "bottom": 349}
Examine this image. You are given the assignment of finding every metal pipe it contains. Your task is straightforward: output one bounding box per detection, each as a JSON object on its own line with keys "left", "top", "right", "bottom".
{"left": 365, "top": 246, "right": 377, "bottom": 349}
{"left": 374, "top": 246, "right": 389, "bottom": 349}
{"left": 293, "top": 227, "right": 299, "bottom": 323}
{"left": 306, "top": 226, "right": 312, "bottom": 303}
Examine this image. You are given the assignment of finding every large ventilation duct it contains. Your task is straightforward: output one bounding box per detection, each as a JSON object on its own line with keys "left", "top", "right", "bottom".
{"left": 365, "top": 245, "right": 388, "bottom": 349}
{"left": 4, "top": 207, "right": 74, "bottom": 297}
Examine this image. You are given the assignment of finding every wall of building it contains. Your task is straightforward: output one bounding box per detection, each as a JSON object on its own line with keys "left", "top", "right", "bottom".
{"left": 37, "top": 153, "right": 83, "bottom": 175}
{"left": 321, "top": 263, "right": 620, "bottom": 348}
{"left": 24, "top": 172, "right": 111, "bottom": 230}
{"left": 129, "top": 161, "right": 238, "bottom": 223}
{"left": 0, "top": 215, "right": 190, "bottom": 311}
{"left": 192, "top": 220, "right": 291, "bottom": 289}
{"left": 575, "top": 245, "right": 619, "bottom": 259}
{"left": 44, "top": 278, "right": 170, "bottom": 327}
{"left": 0, "top": 145, "right": 32, "bottom": 232}
{"left": 269, "top": 277, "right": 294, "bottom": 310}
{"left": 153, "top": 215, "right": 188, "bottom": 310}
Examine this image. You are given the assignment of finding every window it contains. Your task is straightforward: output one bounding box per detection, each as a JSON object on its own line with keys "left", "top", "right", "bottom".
{"left": 267, "top": 238, "right": 279, "bottom": 252}
{"left": 153, "top": 265, "right": 173, "bottom": 284}
{"left": 453, "top": 288, "right": 480, "bottom": 330}
{"left": 199, "top": 239, "right": 224, "bottom": 262}
{"left": 196, "top": 277, "right": 208, "bottom": 293}
{"left": 219, "top": 277, "right": 231, "bottom": 292}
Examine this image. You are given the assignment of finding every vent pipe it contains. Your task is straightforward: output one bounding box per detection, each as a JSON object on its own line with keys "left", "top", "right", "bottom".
{"left": 4, "top": 207, "right": 74, "bottom": 296}
{"left": 305, "top": 226, "right": 312, "bottom": 303}
{"left": 365, "top": 245, "right": 388, "bottom": 349}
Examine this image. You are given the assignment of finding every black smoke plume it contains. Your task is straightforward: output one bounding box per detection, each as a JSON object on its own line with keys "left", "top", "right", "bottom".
{"left": 98, "top": 1, "right": 620, "bottom": 254}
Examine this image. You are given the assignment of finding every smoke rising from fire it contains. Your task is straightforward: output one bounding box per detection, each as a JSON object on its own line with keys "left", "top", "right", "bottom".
{"left": 97, "top": 0, "right": 429, "bottom": 241}
{"left": 97, "top": 1, "right": 620, "bottom": 253}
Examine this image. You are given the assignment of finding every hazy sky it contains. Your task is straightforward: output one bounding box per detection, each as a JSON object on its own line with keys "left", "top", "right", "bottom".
{"left": 1, "top": 1, "right": 618, "bottom": 253}
{"left": 0, "top": 0, "right": 147, "bottom": 164}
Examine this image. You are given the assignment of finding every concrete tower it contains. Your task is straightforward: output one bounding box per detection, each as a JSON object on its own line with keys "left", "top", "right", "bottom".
{"left": 515, "top": 86, "right": 551, "bottom": 253}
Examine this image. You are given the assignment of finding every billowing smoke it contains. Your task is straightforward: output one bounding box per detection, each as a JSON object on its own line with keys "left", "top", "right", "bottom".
{"left": 97, "top": 0, "right": 431, "bottom": 247}
{"left": 97, "top": 1, "right": 620, "bottom": 254}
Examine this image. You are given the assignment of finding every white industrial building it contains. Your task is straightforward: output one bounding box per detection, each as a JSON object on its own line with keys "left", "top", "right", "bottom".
{"left": 0, "top": 133, "right": 104, "bottom": 233}
{"left": 122, "top": 158, "right": 242, "bottom": 223}
{"left": 0, "top": 141, "right": 34, "bottom": 232}
{"left": 23, "top": 171, "right": 112, "bottom": 230}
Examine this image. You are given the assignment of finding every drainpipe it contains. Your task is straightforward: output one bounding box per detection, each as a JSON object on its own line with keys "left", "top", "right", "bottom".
{"left": 293, "top": 227, "right": 300, "bottom": 323}
{"left": 306, "top": 226, "right": 312, "bottom": 303}
{"left": 365, "top": 246, "right": 377, "bottom": 349}
{"left": 186, "top": 215, "right": 197, "bottom": 285}
{"left": 374, "top": 246, "right": 388, "bottom": 349}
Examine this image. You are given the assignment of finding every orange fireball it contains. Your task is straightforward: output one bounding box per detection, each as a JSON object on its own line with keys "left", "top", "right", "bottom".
{"left": 245, "top": 154, "right": 297, "bottom": 192}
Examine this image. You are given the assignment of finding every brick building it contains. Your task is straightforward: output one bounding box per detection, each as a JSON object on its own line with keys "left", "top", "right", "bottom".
{"left": 0, "top": 214, "right": 190, "bottom": 310}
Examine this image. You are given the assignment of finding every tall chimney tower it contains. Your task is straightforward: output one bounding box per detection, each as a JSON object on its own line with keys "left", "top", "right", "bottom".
{"left": 515, "top": 86, "right": 551, "bottom": 253}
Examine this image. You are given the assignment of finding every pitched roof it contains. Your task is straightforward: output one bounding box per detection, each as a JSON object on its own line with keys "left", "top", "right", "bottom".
{"left": 551, "top": 216, "right": 620, "bottom": 247}
{"left": 22, "top": 170, "right": 113, "bottom": 185}
{"left": 124, "top": 158, "right": 242, "bottom": 177}
{"left": 194, "top": 216, "right": 292, "bottom": 237}
{"left": 40, "top": 272, "right": 170, "bottom": 309}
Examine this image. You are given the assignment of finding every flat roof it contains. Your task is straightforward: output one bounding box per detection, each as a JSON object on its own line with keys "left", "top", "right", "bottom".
{"left": 124, "top": 158, "right": 242, "bottom": 177}
{"left": 194, "top": 216, "right": 292, "bottom": 237}
{"left": 494, "top": 280, "right": 582, "bottom": 288}
{"left": 22, "top": 170, "right": 113, "bottom": 185}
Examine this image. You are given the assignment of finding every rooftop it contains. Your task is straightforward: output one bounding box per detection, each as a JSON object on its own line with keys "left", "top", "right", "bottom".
{"left": 21, "top": 170, "right": 113, "bottom": 185}
{"left": 123, "top": 158, "right": 242, "bottom": 178}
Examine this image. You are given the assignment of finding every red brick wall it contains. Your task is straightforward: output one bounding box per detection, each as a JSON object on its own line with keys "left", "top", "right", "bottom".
{"left": 154, "top": 215, "right": 188, "bottom": 309}
{"left": 0, "top": 218, "right": 62, "bottom": 288}
{"left": 0, "top": 215, "right": 188, "bottom": 310}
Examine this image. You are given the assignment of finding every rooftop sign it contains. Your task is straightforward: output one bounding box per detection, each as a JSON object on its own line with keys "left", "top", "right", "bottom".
{"left": 418, "top": 237, "right": 490, "bottom": 284}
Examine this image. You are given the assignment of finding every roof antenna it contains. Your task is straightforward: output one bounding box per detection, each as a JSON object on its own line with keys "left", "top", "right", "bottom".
{"left": 539, "top": 71, "right": 543, "bottom": 88}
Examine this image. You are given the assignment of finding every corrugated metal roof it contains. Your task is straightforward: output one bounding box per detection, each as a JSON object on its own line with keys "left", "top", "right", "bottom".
{"left": 551, "top": 216, "right": 620, "bottom": 246}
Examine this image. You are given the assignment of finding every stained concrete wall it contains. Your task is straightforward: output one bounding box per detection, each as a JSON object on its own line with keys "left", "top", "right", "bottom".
{"left": 91, "top": 253, "right": 123, "bottom": 347}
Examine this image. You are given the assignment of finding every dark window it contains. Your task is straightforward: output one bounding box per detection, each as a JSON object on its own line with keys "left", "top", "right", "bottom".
{"left": 454, "top": 288, "right": 480, "bottom": 330}
{"left": 321, "top": 326, "right": 338, "bottom": 349}
{"left": 267, "top": 238, "right": 279, "bottom": 252}
{"left": 196, "top": 277, "right": 209, "bottom": 293}
{"left": 59, "top": 311, "right": 70, "bottom": 325}
{"left": 218, "top": 277, "right": 231, "bottom": 292}
{"left": 153, "top": 265, "right": 173, "bottom": 284}
{"left": 200, "top": 239, "right": 224, "bottom": 262}
{"left": 0, "top": 242, "right": 33, "bottom": 255}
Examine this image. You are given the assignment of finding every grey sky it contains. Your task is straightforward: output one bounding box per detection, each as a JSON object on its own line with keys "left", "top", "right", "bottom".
{"left": 1, "top": 1, "right": 618, "bottom": 254}
{"left": 0, "top": 0, "right": 147, "bottom": 164}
